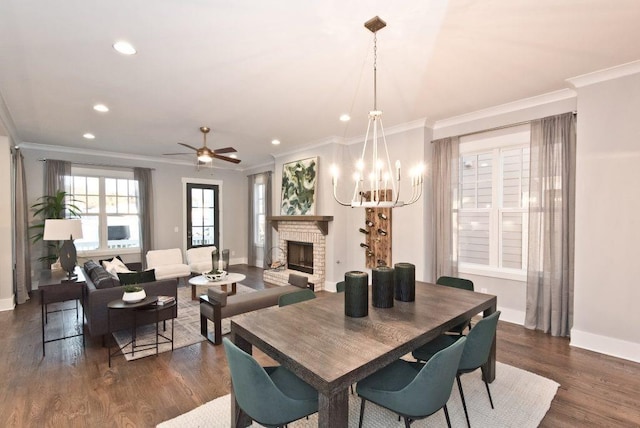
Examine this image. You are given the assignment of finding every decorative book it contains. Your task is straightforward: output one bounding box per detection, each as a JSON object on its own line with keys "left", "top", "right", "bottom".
{"left": 157, "top": 295, "right": 175, "bottom": 305}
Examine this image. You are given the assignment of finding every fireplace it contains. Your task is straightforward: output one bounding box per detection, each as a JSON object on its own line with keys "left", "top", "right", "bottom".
{"left": 287, "top": 241, "right": 314, "bottom": 274}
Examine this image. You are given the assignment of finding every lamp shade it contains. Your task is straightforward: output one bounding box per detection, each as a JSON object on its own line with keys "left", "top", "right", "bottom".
{"left": 43, "top": 219, "right": 83, "bottom": 241}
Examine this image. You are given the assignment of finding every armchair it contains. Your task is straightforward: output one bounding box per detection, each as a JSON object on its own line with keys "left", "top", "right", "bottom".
{"left": 186, "top": 246, "right": 217, "bottom": 274}
{"left": 146, "top": 248, "right": 191, "bottom": 282}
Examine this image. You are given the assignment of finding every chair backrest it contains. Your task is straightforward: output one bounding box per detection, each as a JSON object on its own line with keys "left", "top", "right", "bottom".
{"left": 394, "top": 337, "right": 467, "bottom": 418}
{"left": 222, "top": 338, "right": 304, "bottom": 426}
{"left": 336, "top": 281, "right": 345, "bottom": 293}
{"left": 278, "top": 289, "right": 316, "bottom": 307}
{"left": 146, "top": 248, "right": 184, "bottom": 268}
{"left": 436, "top": 276, "right": 474, "bottom": 291}
{"left": 186, "top": 246, "right": 217, "bottom": 265}
{"left": 459, "top": 310, "right": 501, "bottom": 371}
{"left": 288, "top": 273, "right": 309, "bottom": 289}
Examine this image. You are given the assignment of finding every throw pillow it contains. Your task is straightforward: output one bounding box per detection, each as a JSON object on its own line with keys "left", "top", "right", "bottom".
{"left": 103, "top": 258, "right": 133, "bottom": 279}
{"left": 99, "top": 255, "right": 124, "bottom": 267}
{"left": 117, "top": 269, "right": 156, "bottom": 286}
{"left": 89, "top": 265, "right": 117, "bottom": 289}
{"left": 83, "top": 260, "right": 101, "bottom": 276}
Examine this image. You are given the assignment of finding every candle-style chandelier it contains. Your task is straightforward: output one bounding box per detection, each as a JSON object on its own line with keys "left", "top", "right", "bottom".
{"left": 331, "top": 16, "right": 424, "bottom": 209}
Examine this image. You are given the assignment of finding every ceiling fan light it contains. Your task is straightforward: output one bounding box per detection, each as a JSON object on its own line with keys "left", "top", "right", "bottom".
{"left": 198, "top": 154, "right": 213, "bottom": 163}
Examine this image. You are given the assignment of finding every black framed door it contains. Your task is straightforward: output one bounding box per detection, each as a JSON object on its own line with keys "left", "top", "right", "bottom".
{"left": 186, "top": 183, "right": 219, "bottom": 249}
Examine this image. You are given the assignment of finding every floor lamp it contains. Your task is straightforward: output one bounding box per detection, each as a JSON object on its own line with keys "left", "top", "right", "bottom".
{"left": 43, "top": 219, "right": 83, "bottom": 279}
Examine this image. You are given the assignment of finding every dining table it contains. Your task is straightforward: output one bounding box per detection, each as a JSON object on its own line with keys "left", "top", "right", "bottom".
{"left": 230, "top": 280, "right": 497, "bottom": 428}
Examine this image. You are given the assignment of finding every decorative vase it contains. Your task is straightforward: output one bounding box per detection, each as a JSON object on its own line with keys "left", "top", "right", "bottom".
{"left": 211, "top": 248, "right": 219, "bottom": 271}
{"left": 344, "top": 271, "right": 369, "bottom": 318}
{"left": 394, "top": 262, "right": 415, "bottom": 302}
{"left": 122, "top": 288, "right": 146, "bottom": 303}
{"left": 372, "top": 266, "right": 394, "bottom": 308}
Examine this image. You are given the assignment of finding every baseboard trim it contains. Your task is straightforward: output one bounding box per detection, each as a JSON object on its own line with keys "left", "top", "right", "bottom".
{"left": 570, "top": 329, "right": 640, "bottom": 363}
{"left": 496, "top": 307, "right": 525, "bottom": 326}
{"left": 0, "top": 295, "right": 16, "bottom": 312}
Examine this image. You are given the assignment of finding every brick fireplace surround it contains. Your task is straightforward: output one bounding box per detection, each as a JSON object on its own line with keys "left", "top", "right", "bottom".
{"left": 263, "top": 216, "right": 333, "bottom": 291}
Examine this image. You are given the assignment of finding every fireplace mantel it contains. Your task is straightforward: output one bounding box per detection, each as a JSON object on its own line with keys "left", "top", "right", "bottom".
{"left": 267, "top": 215, "right": 334, "bottom": 236}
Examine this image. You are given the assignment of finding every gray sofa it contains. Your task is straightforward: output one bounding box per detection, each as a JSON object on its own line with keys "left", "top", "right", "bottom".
{"left": 82, "top": 260, "right": 178, "bottom": 338}
{"left": 199, "top": 284, "right": 302, "bottom": 344}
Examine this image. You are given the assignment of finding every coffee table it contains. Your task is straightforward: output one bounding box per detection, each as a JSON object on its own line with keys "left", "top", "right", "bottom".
{"left": 188, "top": 272, "right": 246, "bottom": 300}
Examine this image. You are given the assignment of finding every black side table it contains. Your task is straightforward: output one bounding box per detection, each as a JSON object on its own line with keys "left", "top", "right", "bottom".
{"left": 40, "top": 280, "right": 86, "bottom": 357}
{"left": 107, "top": 296, "right": 176, "bottom": 367}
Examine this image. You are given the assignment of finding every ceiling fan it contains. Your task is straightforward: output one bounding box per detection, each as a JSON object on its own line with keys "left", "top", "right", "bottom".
{"left": 164, "top": 126, "right": 241, "bottom": 164}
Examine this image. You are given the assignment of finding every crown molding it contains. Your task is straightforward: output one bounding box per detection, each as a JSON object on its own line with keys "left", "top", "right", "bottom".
{"left": 344, "top": 117, "right": 429, "bottom": 146}
{"left": 433, "top": 89, "right": 577, "bottom": 130}
{"left": 270, "top": 136, "right": 342, "bottom": 160}
{"left": 567, "top": 60, "right": 640, "bottom": 88}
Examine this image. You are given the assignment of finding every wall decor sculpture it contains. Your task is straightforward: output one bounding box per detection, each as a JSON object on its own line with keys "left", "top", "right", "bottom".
{"left": 280, "top": 157, "right": 318, "bottom": 215}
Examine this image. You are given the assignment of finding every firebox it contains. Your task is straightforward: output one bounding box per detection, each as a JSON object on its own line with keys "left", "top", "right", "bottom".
{"left": 287, "top": 241, "right": 313, "bottom": 274}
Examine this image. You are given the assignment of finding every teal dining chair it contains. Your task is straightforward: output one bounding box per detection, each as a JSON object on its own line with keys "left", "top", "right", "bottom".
{"left": 436, "top": 276, "right": 475, "bottom": 334}
{"left": 278, "top": 288, "right": 316, "bottom": 307}
{"left": 222, "top": 338, "right": 318, "bottom": 427}
{"left": 356, "top": 337, "right": 466, "bottom": 428}
{"left": 336, "top": 281, "right": 345, "bottom": 292}
{"left": 412, "top": 310, "right": 501, "bottom": 428}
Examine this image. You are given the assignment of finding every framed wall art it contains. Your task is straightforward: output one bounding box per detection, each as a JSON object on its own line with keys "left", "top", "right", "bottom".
{"left": 280, "top": 157, "right": 318, "bottom": 215}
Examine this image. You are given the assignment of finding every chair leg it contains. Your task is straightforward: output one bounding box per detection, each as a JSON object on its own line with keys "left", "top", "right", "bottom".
{"left": 358, "top": 398, "right": 366, "bottom": 428}
{"left": 443, "top": 404, "right": 452, "bottom": 428}
{"left": 350, "top": 384, "right": 354, "bottom": 394}
{"left": 403, "top": 416, "right": 411, "bottom": 428}
{"left": 481, "top": 366, "right": 495, "bottom": 409}
{"left": 456, "top": 375, "right": 471, "bottom": 428}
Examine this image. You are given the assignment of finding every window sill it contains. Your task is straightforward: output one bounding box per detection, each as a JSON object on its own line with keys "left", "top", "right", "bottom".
{"left": 458, "top": 264, "right": 526, "bottom": 282}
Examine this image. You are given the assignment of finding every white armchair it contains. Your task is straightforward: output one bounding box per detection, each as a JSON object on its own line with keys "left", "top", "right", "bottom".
{"left": 186, "top": 246, "right": 217, "bottom": 274}
{"left": 146, "top": 248, "right": 191, "bottom": 281}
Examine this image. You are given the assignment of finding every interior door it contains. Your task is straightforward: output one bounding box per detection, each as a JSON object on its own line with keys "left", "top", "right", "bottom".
{"left": 186, "top": 183, "right": 219, "bottom": 249}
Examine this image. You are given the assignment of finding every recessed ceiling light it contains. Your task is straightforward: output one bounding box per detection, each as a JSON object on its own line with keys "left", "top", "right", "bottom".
{"left": 113, "top": 41, "right": 136, "bottom": 55}
{"left": 340, "top": 114, "right": 351, "bottom": 122}
{"left": 271, "top": 139, "right": 281, "bottom": 145}
{"left": 83, "top": 133, "right": 95, "bottom": 140}
{"left": 93, "top": 104, "right": 109, "bottom": 113}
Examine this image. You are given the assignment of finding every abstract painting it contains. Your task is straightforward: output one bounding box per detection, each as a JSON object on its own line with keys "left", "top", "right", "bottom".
{"left": 280, "top": 157, "right": 318, "bottom": 215}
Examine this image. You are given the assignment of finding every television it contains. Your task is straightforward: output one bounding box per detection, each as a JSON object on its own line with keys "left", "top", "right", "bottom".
{"left": 107, "top": 225, "right": 130, "bottom": 240}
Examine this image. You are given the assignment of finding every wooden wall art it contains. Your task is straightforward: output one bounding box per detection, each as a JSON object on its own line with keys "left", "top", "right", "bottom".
{"left": 359, "top": 190, "right": 392, "bottom": 268}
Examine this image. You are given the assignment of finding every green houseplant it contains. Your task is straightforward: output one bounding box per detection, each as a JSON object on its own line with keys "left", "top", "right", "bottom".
{"left": 30, "top": 190, "right": 82, "bottom": 265}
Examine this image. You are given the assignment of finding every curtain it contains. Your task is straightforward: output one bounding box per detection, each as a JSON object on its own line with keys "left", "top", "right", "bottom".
{"left": 43, "top": 160, "right": 71, "bottom": 267}
{"left": 14, "top": 148, "right": 31, "bottom": 304}
{"left": 134, "top": 167, "right": 154, "bottom": 268}
{"left": 247, "top": 171, "right": 272, "bottom": 269}
{"left": 525, "top": 112, "right": 576, "bottom": 337}
{"left": 432, "top": 136, "right": 460, "bottom": 281}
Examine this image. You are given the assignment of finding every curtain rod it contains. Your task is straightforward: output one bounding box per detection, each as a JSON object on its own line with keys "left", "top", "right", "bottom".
{"left": 432, "top": 111, "right": 577, "bottom": 142}
{"left": 39, "top": 159, "right": 155, "bottom": 171}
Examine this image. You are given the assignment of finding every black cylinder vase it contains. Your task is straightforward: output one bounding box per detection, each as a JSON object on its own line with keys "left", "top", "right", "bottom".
{"left": 344, "top": 271, "right": 369, "bottom": 318}
{"left": 372, "top": 266, "right": 394, "bottom": 308}
{"left": 394, "top": 262, "right": 416, "bottom": 302}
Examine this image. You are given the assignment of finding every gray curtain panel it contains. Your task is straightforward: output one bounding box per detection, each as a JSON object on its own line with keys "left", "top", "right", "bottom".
{"left": 43, "top": 159, "right": 71, "bottom": 267}
{"left": 14, "top": 148, "right": 32, "bottom": 304}
{"left": 264, "top": 171, "right": 273, "bottom": 269}
{"left": 431, "top": 136, "right": 460, "bottom": 281}
{"left": 247, "top": 171, "right": 273, "bottom": 269}
{"left": 134, "top": 167, "right": 154, "bottom": 268}
{"left": 247, "top": 174, "right": 256, "bottom": 266}
{"left": 525, "top": 112, "right": 576, "bottom": 337}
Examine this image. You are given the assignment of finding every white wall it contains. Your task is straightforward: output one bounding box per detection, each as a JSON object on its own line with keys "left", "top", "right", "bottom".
{"left": 20, "top": 145, "right": 247, "bottom": 283}
{"left": 0, "top": 136, "right": 14, "bottom": 310}
{"left": 571, "top": 71, "right": 640, "bottom": 362}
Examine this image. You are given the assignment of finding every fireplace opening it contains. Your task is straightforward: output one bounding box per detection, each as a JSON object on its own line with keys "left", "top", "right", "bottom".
{"left": 287, "top": 241, "right": 314, "bottom": 274}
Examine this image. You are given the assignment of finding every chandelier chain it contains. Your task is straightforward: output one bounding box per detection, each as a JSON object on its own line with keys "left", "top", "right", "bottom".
{"left": 373, "top": 33, "right": 378, "bottom": 111}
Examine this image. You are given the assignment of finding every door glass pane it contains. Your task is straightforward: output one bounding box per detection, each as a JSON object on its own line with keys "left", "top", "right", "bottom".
{"left": 203, "top": 207, "right": 214, "bottom": 226}
{"left": 191, "top": 189, "right": 203, "bottom": 208}
{"left": 191, "top": 227, "right": 203, "bottom": 246}
{"left": 203, "top": 226, "right": 214, "bottom": 245}
{"left": 203, "top": 189, "right": 214, "bottom": 207}
{"left": 192, "top": 208, "right": 203, "bottom": 226}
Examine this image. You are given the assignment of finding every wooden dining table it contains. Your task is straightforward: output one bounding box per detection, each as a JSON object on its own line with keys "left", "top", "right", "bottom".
{"left": 230, "top": 280, "right": 497, "bottom": 428}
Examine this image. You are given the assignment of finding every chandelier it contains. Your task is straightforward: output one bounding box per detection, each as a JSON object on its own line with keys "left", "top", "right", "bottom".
{"left": 331, "top": 16, "right": 424, "bottom": 208}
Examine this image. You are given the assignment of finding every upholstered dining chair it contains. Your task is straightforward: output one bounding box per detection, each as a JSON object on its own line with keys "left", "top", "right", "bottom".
{"left": 336, "top": 281, "right": 345, "bottom": 292}
{"left": 412, "top": 311, "right": 501, "bottom": 428}
{"left": 436, "top": 276, "right": 475, "bottom": 334}
{"left": 222, "top": 338, "right": 318, "bottom": 427}
{"left": 356, "top": 337, "right": 466, "bottom": 428}
{"left": 278, "top": 289, "right": 316, "bottom": 307}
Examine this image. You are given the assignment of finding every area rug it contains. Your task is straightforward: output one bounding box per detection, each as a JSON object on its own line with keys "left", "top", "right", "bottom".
{"left": 113, "top": 283, "right": 255, "bottom": 361}
{"left": 157, "top": 362, "right": 559, "bottom": 427}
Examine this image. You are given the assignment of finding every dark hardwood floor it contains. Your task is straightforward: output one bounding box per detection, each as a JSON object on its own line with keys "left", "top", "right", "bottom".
{"left": 1, "top": 265, "right": 638, "bottom": 427}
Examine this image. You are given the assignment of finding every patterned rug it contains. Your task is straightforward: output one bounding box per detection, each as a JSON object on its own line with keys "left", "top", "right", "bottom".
{"left": 113, "top": 283, "right": 254, "bottom": 361}
{"left": 157, "top": 362, "right": 559, "bottom": 428}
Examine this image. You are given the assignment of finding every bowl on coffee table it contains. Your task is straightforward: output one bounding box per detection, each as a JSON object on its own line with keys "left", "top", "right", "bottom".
{"left": 203, "top": 270, "right": 227, "bottom": 282}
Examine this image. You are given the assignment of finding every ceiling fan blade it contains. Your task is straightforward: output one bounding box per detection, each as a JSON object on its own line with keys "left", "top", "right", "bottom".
{"left": 213, "top": 147, "right": 237, "bottom": 154}
{"left": 178, "top": 142, "right": 199, "bottom": 151}
{"left": 213, "top": 154, "right": 241, "bottom": 164}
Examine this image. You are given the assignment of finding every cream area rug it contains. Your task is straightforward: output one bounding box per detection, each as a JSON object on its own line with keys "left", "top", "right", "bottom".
{"left": 158, "top": 362, "right": 559, "bottom": 427}
{"left": 113, "top": 282, "right": 254, "bottom": 361}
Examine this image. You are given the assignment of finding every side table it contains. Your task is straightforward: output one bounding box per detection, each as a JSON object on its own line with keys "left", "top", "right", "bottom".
{"left": 107, "top": 296, "right": 176, "bottom": 367}
{"left": 40, "top": 278, "right": 86, "bottom": 357}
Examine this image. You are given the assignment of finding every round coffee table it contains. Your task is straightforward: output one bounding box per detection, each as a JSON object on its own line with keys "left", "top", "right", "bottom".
{"left": 188, "top": 272, "right": 246, "bottom": 300}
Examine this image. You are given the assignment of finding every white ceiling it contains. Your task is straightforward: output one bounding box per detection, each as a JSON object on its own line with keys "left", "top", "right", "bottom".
{"left": 1, "top": 0, "right": 640, "bottom": 169}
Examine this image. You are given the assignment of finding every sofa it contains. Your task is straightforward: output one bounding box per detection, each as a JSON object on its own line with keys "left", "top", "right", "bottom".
{"left": 81, "top": 260, "right": 178, "bottom": 339}
{"left": 199, "top": 284, "right": 302, "bottom": 345}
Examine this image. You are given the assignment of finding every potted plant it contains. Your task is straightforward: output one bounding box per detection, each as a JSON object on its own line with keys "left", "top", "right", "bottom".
{"left": 30, "top": 190, "right": 82, "bottom": 266}
{"left": 122, "top": 285, "right": 146, "bottom": 303}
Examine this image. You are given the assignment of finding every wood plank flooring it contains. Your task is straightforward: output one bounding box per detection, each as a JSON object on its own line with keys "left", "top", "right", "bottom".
{"left": 0, "top": 265, "right": 638, "bottom": 427}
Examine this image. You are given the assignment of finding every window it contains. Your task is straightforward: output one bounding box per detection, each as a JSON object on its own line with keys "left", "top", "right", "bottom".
{"left": 458, "top": 127, "right": 530, "bottom": 280}
{"left": 254, "top": 177, "right": 266, "bottom": 247}
{"left": 65, "top": 167, "right": 140, "bottom": 254}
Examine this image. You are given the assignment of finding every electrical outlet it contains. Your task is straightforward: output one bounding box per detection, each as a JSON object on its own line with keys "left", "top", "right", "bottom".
{"left": 480, "top": 288, "right": 488, "bottom": 293}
